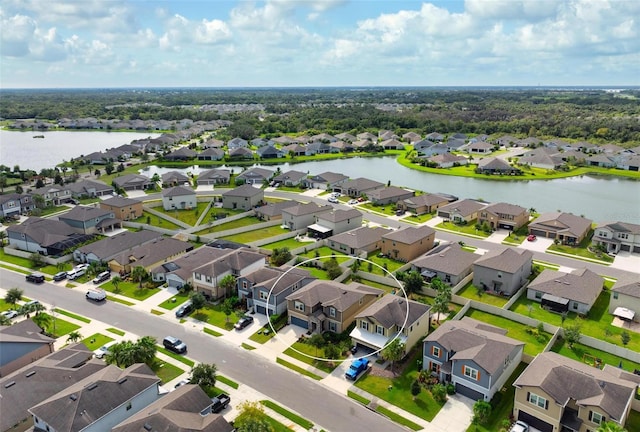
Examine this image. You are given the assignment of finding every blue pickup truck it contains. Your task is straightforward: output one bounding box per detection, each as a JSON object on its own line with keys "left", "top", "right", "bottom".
{"left": 345, "top": 358, "right": 370, "bottom": 380}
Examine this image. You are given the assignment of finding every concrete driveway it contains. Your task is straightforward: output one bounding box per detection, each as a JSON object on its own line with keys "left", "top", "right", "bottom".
{"left": 125, "top": 190, "right": 147, "bottom": 199}
{"left": 518, "top": 237, "right": 554, "bottom": 253}
{"left": 611, "top": 251, "right": 640, "bottom": 272}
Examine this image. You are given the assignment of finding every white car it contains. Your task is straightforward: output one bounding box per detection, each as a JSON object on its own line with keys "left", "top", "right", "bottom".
{"left": 509, "top": 421, "right": 529, "bottom": 432}
{"left": 1, "top": 310, "right": 18, "bottom": 320}
{"left": 347, "top": 199, "right": 358, "bottom": 205}
{"left": 94, "top": 341, "right": 116, "bottom": 359}
{"left": 328, "top": 197, "right": 339, "bottom": 204}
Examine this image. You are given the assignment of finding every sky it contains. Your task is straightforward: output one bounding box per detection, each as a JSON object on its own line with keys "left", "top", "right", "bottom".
{"left": 1, "top": 0, "right": 639, "bottom": 88}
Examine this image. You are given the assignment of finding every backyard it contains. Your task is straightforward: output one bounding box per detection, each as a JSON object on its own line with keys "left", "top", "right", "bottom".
{"left": 133, "top": 211, "right": 181, "bottom": 230}
{"left": 153, "top": 202, "right": 211, "bottom": 226}
{"left": 195, "top": 215, "right": 263, "bottom": 235}
{"left": 365, "top": 250, "right": 406, "bottom": 275}
{"left": 457, "top": 282, "right": 509, "bottom": 307}
{"left": 435, "top": 219, "right": 490, "bottom": 237}
{"left": 261, "top": 237, "right": 315, "bottom": 251}
{"left": 298, "top": 246, "right": 351, "bottom": 264}
{"left": 220, "top": 225, "right": 289, "bottom": 244}
{"left": 550, "top": 338, "right": 640, "bottom": 373}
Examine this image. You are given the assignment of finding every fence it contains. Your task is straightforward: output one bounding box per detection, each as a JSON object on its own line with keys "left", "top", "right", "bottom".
{"left": 3, "top": 246, "right": 72, "bottom": 266}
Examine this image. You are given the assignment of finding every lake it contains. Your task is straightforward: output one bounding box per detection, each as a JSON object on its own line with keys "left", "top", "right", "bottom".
{"left": 0, "top": 130, "right": 160, "bottom": 171}
{"left": 142, "top": 157, "right": 640, "bottom": 224}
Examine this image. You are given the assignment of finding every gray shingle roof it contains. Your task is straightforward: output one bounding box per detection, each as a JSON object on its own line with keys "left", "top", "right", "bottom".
{"left": 77, "top": 230, "right": 160, "bottom": 260}
{"left": 356, "top": 295, "right": 430, "bottom": 329}
{"left": 368, "top": 186, "right": 413, "bottom": 201}
{"left": 482, "top": 202, "right": 528, "bottom": 217}
{"left": 6, "top": 217, "right": 83, "bottom": 247}
{"left": 282, "top": 202, "right": 332, "bottom": 217}
{"left": 111, "top": 237, "right": 193, "bottom": 269}
{"left": 411, "top": 243, "right": 478, "bottom": 276}
{"left": 438, "top": 199, "right": 486, "bottom": 218}
{"left": 528, "top": 268, "right": 603, "bottom": 305}
{"left": 112, "top": 174, "right": 152, "bottom": 188}
{"left": 59, "top": 205, "right": 114, "bottom": 222}
{"left": 101, "top": 196, "right": 141, "bottom": 208}
{"left": 255, "top": 200, "right": 299, "bottom": 217}
{"left": 340, "top": 177, "right": 385, "bottom": 192}
{"left": 610, "top": 278, "right": 640, "bottom": 299}
{"left": 529, "top": 212, "right": 593, "bottom": 238}
{"left": 286, "top": 280, "right": 382, "bottom": 312}
{"left": 198, "top": 169, "right": 230, "bottom": 182}
{"left": 161, "top": 171, "right": 190, "bottom": 183}
{"left": 193, "top": 249, "right": 266, "bottom": 277}
{"left": 597, "top": 221, "right": 640, "bottom": 235}
{"left": 403, "top": 194, "right": 450, "bottom": 208}
{"left": 222, "top": 184, "right": 263, "bottom": 198}
{"left": 317, "top": 208, "right": 362, "bottom": 223}
{"left": 307, "top": 171, "right": 348, "bottom": 184}
{"left": 237, "top": 167, "right": 274, "bottom": 181}
{"left": 382, "top": 226, "right": 435, "bottom": 245}
{"left": 273, "top": 170, "right": 307, "bottom": 183}
{"left": 474, "top": 248, "right": 533, "bottom": 273}
{"left": 328, "top": 226, "right": 392, "bottom": 249}
{"left": 162, "top": 185, "right": 196, "bottom": 198}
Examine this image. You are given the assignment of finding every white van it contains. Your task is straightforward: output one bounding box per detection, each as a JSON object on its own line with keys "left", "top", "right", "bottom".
{"left": 66, "top": 268, "right": 86, "bottom": 280}
{"left": 86, "top": 288, "right": 107, "bottom": 302}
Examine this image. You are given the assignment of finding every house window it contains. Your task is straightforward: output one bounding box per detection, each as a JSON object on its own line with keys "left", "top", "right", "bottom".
{"left": 527, "top": 392, "right": 547, "bottom": 409}
{"left": 294, "top": 301, "right": 304, "bottom": 312}
{"left": 376, "top": 325, "right": 384, "bottom": 335}
{"left": 535, "top": 291, "right": 542, "bottom": 300}
{"left": 195, "top": 273, "right": 201, "bottom": 280}
{"left": 329, "top": 321, "right": 337, "bottom": 332}
{"left": 590, "top": 411, "right": 605, "bottom": 425}
{"left": 463, "top": 366, "right": 479, "bottom": 380}
{"left": 206, "top": 276, "right": 212, "bottom": 283}
{"left": 242, "top": 281, "right": 247, "bottom": 289}
{"left": 573, "top": 302, "right": 578, "bottom": 310}
{"left": 329, "top": 307, "right": 336, "bottom": 318}
{"left": 126, "top": 402, "right": 132, "bottom": 411}
{"left": 432, "top": 346, "right": 441, "bottom": 358}
{"left": 259, "top": 291, "right": 268, "bottom": 300}
{"left": 361, "top": 321, "right": 369, "bottom": 331}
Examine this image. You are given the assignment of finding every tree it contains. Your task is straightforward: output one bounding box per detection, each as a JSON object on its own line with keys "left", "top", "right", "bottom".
{"left": 411, "top": 379, "right": 422, "bottom": 401}
{"left": 403, "top": 270, "right": 424, "bottom": 297}
{"left": 4, "top": 287, "right": 23, "bottom": 306}
{"left": 131, "top": 266, "right": 148, "bottom": 289}
{"left": 32, "top": 313, "right": 52, "bottom": 333}
{"left": 105, "top": 162, "right": 114, "bottom": 175}
{"left": 323, "top": 343, "right": 341, "bottom": 364}
{"left": 190, "top": 363, "right": 218, "bottom": 388}
{"left": 135, "top": 336, "right": 157, "bottom": 365}
{"left": 472, "top": 400, "right": 492, "bottom": 427}
{"left": 307, "top": 333, "right": 325, "bottom": 357}
{"left": 0, "top": 315, "right": 11, "bottom": 326}
{"left": 29, "top": 252, "right": 45, "bottom": 269}
{"left": 94, "top": 168, "right": 101, "bottom": 177}
{"left": 219, "top": 274, "right": 236, "bottom": 299}
{"left": 432, "top": 296, "right": 450, "bottom": 324}
{"left": 596, "top": 421, "right": 627, "bottom": 432}
{"left": 234, "top": 401, "right": 274, "bottom": 432}
{"left": 190, "top": 292, "right": 207, "bottom": 314}
{"left": 20, "top": 301, "right": 45, "bottom": 316}
{"left": 381, "top": 337, "right": 405, "bottom": 375}
{"left": 0, "top": 230, "right": 6, "bottom": 246}
{"left": 106, "top": 340, "right": 136, "bottom": 368}
{"left": 67, "top": 331, "right": 82, "bottom": 343}
{"left": 564, "top": 323, "right": 582, "bottom": 348}
{"left": 431, "top": 383, "right": 447, "bottom": 404}
{"left": 621, "top": 331, "right": 631, "bottom": 347}
{"left": 111, "top": 275, "right": 122, "bottom": 294}
{"left": 270, "top": 247, "right": 292, "bottom": 266}
{"left": 323, "top": 258, "right": 343, "bottom": 279}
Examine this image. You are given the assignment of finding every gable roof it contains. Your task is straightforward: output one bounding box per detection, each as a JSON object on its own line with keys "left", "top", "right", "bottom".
{"left": 367, "top": 186, "right": 413, "bottom": 201}
{"left": 610, "top": 277, "right": 640, "bottom": 299}
{"left": 255, "top": 200, "right": 299, "bottom": 217}
{"left": 198, "top": 169, "right": 230, "bottom": 182}
{"left": 356, "top": 295, "right": 431, "bottom": 329}
{"left": 529, "top": 212, "right": 593, "bottom": 238}
{"left": 328, "top": 226, "right": 392, "bottom": 249}
{"left": 243, "top": 266, "right": 313, "bottom": 296}
{"left": 0, "top": 318, "right": 55, "bottom": 345}
{"left": 412, "top": 243, "right": 478, "bottom": 276}
{"left": 514, "top": 351, "right": 635, "bottom": 421}
{"left": 162, "top": 185, "right": 196, "bottom": 198}
{"left": 317, "top": 208, "right": 362, "bottom": 223}
{"left": 6, "top": 217, "right": 86, "bottom": 247}
{"left": 438, "top": 199, "right": 487, "bottom": 217}
{"left": 474, "top": 248, "right": 533, "bottom": 273}
{"left": 477, "top": 157, "right": 514, "bottom": 170}
{"left": 286, "top": 280, "right": 382, "bottom": 311}
{"left": 222, "top": 184, "right": 263, "bottom": 198}
{"left": 59, "top": 205, "right": 113, "bottom": 222}
{"left": 382, "top": 226, "right": 435, "bottom": 245}
{"left": 77, "top": 230, "right": 160, "bottom": 260}
{"left": 101, "top": 196, "right": 141, "bottom": 208}
{"left": 282, "top": 202, "right": 332, "bottom": 217}
{"left": 403, "top": 194, "right": 450, "bottom": 208}
{"left": 528, "top": 268, "right": 603, "bottom": 305}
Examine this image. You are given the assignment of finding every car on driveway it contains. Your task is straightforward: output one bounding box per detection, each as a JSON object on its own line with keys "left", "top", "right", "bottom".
{"left": 234, "top": 315, "right": 254, "bottom": 330}
{"left": 94, "top": 341, "right": 117, "bottom": 359}
{"left": 345, "top": 357, "right": 370, "bottom": 380}
{"left": 163, "top": 336, "right": 187, "bottom": 354}
{"left": 328, "top": 197, "right": 339, "bottom": 204}
{"left": 527, "top": 234, "right": 537, "bottom": 242}
{"left": 509, "top": 421, "right": 529, "bottom": 432}
{"left": 1, "top": 310, "right": 18, "bottom": 320}
{"left": 175, "top": 301, "right": 193, "bottom": 318}
{"left": 347, "top": 199, "right": 358, "bottom": 205}
{"left": 174, "top": 378, "right": 190, "bottom": 389}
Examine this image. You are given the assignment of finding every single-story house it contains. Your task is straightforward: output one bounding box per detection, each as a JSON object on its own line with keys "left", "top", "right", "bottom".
{"left": 65, "top": 179, "right": 114, "bottom": 198}
{"left": 437, "top": 199, "right": 487, "bottom": 224}
{"left": 273, "top": 170, "right": 307, "bottom": 187}
{"left": 197, "top": 169, "right": 230, "bottom": 185}
{"left": 236, "top": 167, "right": 274, "bottom": 185}
{"left": 161, "top": 171, "right": 190, "bottom": 187}
{"left": 526, "top": 268, "right": 603, "bottom": 315}
{"left": 411, "top": 243, "right": 478, "bottom": 286}
{"left": 197, "top": 147, "right": 225, "bottom": 161}
{"left": 303, "top": 172, "right": 348, "bottom": 190}
{"left": 380, "top": 226, "right": 436, "bottom": 262}
{"left": 402, "top": 132, "right": 422, "bottom": 143}
{"left": 228, "top": 147, "right": 254, "bottom": 160}
{"left": 164, "top": 147, "right": 196, "bottom": 161}
{"left": 281, "top": 143, "right": 306, "bottom": 157}
{"left": 337, "top": 177, "right": 385, "bottom": 197}
{"left": 109, "top": 237, "right": 194, "bottom": 274}
{"left": 427, "top": 153, "right": 469, "bottom": 168}
{"left": 227, "top": 137, "right": 249, "bottom": 149}
{"left": 367, "top": 187, "right": 414, "bottom": 206}
{"left": 467, "top": 141, "right": 494, "bottom": 154}
{"left": 112, "top": 174, "right": 154, "bottom": 191}
{"left": 74, "top": 229, "right": 160, "bottom": 264}
{"left": 473, "top": 248, "right": 533, "bottom": 297}
{"left": 380, "top": 139, "right": 405, "bottom": 150}
{"left": 476, "top": 157, "right": 522, "bottom": 175}
{"left": 254, "top": 200, "right": 299, "bottom": 221}
{"left": 528, "top": 212, "right": 593, "bottom": 245}
{"left": 257, "top": 145, "right": 285, "bottom": 159}
{"left": 399, "top": 194, "right": 451, "bottom": 215}
{"left": 221, "top": 185, "right": 264, "bottom": 210}
{"left": 609, "top": 278, "right": 640, "bottom": 323}
{"left": 517, "top": 148, "right": 564, "bottom": 170}
{"left": 326, "top": 226, "right": 392, "bottom": 256}
{"left": 161, "top": 186, "right": 196, "bottom": 211}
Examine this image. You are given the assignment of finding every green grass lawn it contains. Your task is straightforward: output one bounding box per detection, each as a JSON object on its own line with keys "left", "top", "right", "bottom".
{"left": 283, "top": 342, "right": 345, "bottom": 374}
{"left": 298, "top": 265, "right": 333, "bottom": 280}
{"left": 262, "top": 237, "right": 315, "bottom": 251}
{"left": 550, "top": 338, "right": 640, "bottom": 373}
{"left": 547, "top": 240, "right": 614, "bottom": 263}
{"left": 54, "top": 308, "right": 91, "bottom": 323}
{"left": 365, "top": 251, "right": 405, "bottom": 275}
{"left": 349, "top": 277, "right": 398, "bottom": 294}
{"left": 275, "top": 357, "right": 322, "bottom": 380}
{"left": 464, "top": 309, "right": 551, "bottom": 356}
{"left": 39, "top": 262, "right": 73, "bottom": 275}
{"left": 626, "top": 410, "right": 640, "bottom": 431}
{"left": 107, "top": 327, "right": 125, "bottom": 336}
{"left": 0, "top": 249, "right": 36, "bottom": 268}
{"left": 403, "top": 212, "right": 434, "bottom": 223}
{"left": 249, "top": 326, "right": 278, "bottom": 344}
{"left": 107, "top": 295, "right": 135, "bottom": 306}
{"left": 191, "top": 304, "right": 239, "bottom": 331}
{"left": 435, "top": 219, "right": 490, "bottom": 237}
{"left": 220, "top": 225, "right": 289, "bottom": 243}
{"left": 298, "top": 246, "right": 351, "bottom": 264}
{"left": 151, "top": 359, "right": 183, "bottom": 384}
{"left": 0, "top": 299, "right": 18, "bottom": 312}
{"left": 158, "top": 291, "right": 190, "bottom": 310}
{"left": 157, "top": 346, "right": 195, "bottom": 367}
{"left": 265, "top": 416, "right": 295, "bottom": 432}
{"left": 154, "top": 202, "right": 210, "bottom": 226}
{"left": 457, "top": 282, "right": 509, "bottom": 307}
{"left": 358, "top": 202, "right": 398, "bottom": 216}
{"left": 355, "top": 353, "right": 444, "bottom": 421}
{"left": 376, "top": 405, "right": 423, "bottom": 431}
{"left": 510, "top": 290, "right": 640, "bottom": 352}
{"left": 44, "top": 314, "right": 81, "bottom": 338}
{"left": 82, "top": 333, "right": 115, "bottom": 350}
{"left": 40, "top": 205, "right": 68, "bottom": 216}
{"left": 261, "top": 400, "right": 314, "bottom": 430}
{"left": 195, "top": 216, "right": 263, "bottom": 235}
{"left": 532, "top": 260, "right": 560, "bottom": 270}
{"left": 133, "top": 211, "right": 181, "bottom": 230}
{"left": 101, "top": 280, "right": 160, "bottom": 301}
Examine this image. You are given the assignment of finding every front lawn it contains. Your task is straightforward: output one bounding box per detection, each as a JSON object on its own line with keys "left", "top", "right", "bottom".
{"left": 547, "top": 241, "right": 614, "bottom": 263}
{"left": 298, "top": 246, "right": 351, "bottom": 264}
{"left": 283, "top": 342, "right": 343, "bottom": 374}
{"left": 43, "top": 314, "right": 81, "bottom": 338}
{"left": 101, "top": 280, "right": 160, "bottom": 301}
{"left": 221, "top": 225, "right": 289, "bottom": 243}
{"left": 154, "top": 202, "right": 211, "bottom": 226}
{"left": 403, "top": 212, "right": 434, "bottom": 223}
{"left": 358, "top": 202, "right": 398, "bottom": 216}
{"left": 195, "top": 216, "right": 262, "bottom": 235}
{"left": 40, "top": 205, "right": 68, "bottom": 216}
{"left": 158, "top": 291, "right": 190, "bottom": 311}
{"left": 150, "top": 359, "right": 183, "bottom": 384}
{"left": 355, "top": 353, "right": 444, "bottom": 421}
{"left": 464, "top": 309, "right": 551, "bottom": 356}
{"left": 262, "top": 237, "right": 315, "bottom": 251}
{"left": 39, "top": 262, "right": 73, "bottom": 275}
{"left": 133, "top": 211, "right": 181, "bottom": 230}
{"left": 82, "top": 333, "right": 115, "bottom": 350}
{"left": 435, "top": 219, "right": 490, "bottom": 237}
{"left": 0, "top": 249, "right": 36, "bottom": 268}
{"left": 457, "top": 282, "right": 509, "bottom": 307}
{"left": 191, "top": 304, "right": 239, "bottom": 330}
{"left": 550, "top": 338, "right": 640, "bottom": 373}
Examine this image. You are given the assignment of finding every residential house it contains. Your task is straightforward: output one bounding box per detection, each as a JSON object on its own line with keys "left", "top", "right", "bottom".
{"left": 380, "top": 138, "right": 405, "bottom": 150}
{"left": 111, "top": 384, "right": 234, "bottom": 432}
{"left": 330, "top": 140, "right": 354, "bottom": 152}
{"left": 450, "top": 133, "right": 467, "bottom": 140}
{"left": 0, "top": 193, "right": 33, "bottom": 218}
{"left": 281, "top": 143, "right": 306, "bottom": 157}
{"left": 273, "top": 136, "right": 297, "bottom": 145}
{"left": 197, "top": 168, "right": 230, "bottom": 185}
{"left": 513, "top": 351, "right": 635, "bottom": 432}
{"left": 367, "top": 187, "right": 414, "bottom": 206}
{"left": 7, "top": 217, "right": 94, "bottom": 255}
{"left": 108, "top": 237, "right": 194, "bottom": 274}
{"left": 192, "top": 249, "right": 266, "bottom": 300}
{"left": 518, "top": 148, "right": 564, "bottom": 170}
{"left": 617, "top": 154, "right": 640, "bottom": 171}
{"left": 411, "top": 243, "right": 478, "bottom": 285}
{"left": 335, "top": 132, "right": 357, "bottom": 142}
{"left": 351, "top": 139, "right": 376, "bottom": 150}
{"left": 281, "top": 202, "right": 332, "bottom": 230}
{"left": 402, "top": 132, "right": 422, "bottom": 143}
{"left": 586, "top": 153, "right": 616, "bottom": 168}
{"left": 238, "top": 266, "right": 315, "bottom": 315}
{"left": 221, "top": 184, "right": 264, "bottom": 210}
{"left": 303, "top": 171, "right": 348, "bottom": 190}
{"left": 0, "top": 319, "right": 54, "bottom": 378}
{"left": 326, "top": 226, "right": 392, "bottom": 256}
{"left": 257, "top": 145, "right": 285, "bottom": 159}
{"left": 151, "top": 246, "right": 232, "bottom": 288}
{"left": 399, "top": 194, "right": 451, "bottom": 215}
{"left": 29, "top": 363, "right": 162, "bottom": 432}
{"left": 112, "top": 174, "right": 154, "bottom": 191}
{"left": 357, "top": 132, "right": 377, "bottom": 142}
{"left": 65, "top": 179, "right": 114, "bottom": 198}
{"left": 528, "top": 212, "right": 593, "bottom": 245}
{"left": 338, "top": 177, "right": 385, "bottom": 197}
{"left": 311, "top": 133, "right": 337, "bottom": 142}
{"left": 477, "top": 202, "right": 530, "bottom": 231}
{"left": 305, "top": 141, "right": 337, "bottom": 155}
{"left": 254, "top": 200, "right": 299, "bottom": 221}
{"left": 161, "top": 185, "right": 196, "bottom": 210}
{"left": 526, "top": 268, "right": 603, "bottom": 315}
{"left": 31, "top": 184, "right": 72, "bottom": 206}
{"left": 592, "top": 221, "right": 640, "bottom": 254}
{"left": 598, "top": 143, "right": 624, "bottom": 154}
{"left": 197, "top": 147, "right": 225, "bottom": 161}
{"left": 236, "top": 167, "right": 274, "bottom": 185}
{"left": 58, "top": 205, "right": 121, "bottom": 234}
{"left": 380, "top": 226, "right": 436, "bottom": 262}
{"left": 0, "top": 344, "right": 107, "bottom": 432}
{"left": 414, "top": 140, "right": 448, "bottom": 157}
{"left": 273, "top": 170, "right": 307, "bottom": 187}
{"left": 74, "top": 230, "right": 160, "bottom": 264}
{"left": 308, "top": 208, "right": 363, "bottom": 239}
{"left": 100, "top": 196, "right": 143, "bottom": 221}
{"left": 427, "top": 153, "right": 469, "bottom": 168}
{"left": 286, "top": 280, "right": 383, "bottom": 333}
{"left": 473, "top": 248, "right": 533, "bottom": 296}
{"left": 227, "top": 137, "right": 249, "bottom": 149}
{"left": 476, "top": 157, "right": 522, "bottom": 175}
{"left": 161, "top": 170, "right": 190, "bottom": 187}
{"left": 378, "top": 130, "right": 398, "bottom": 141}
{"left": 446, "top": 138, "right": 466, "bottom": 151}
{"left": 252, "top": 137, "right": 274, "bottom": 147}
{"left": 423, "top": 317, "right": 524, "bottom": 401}
{"left": 437, "top": 199, "right": 487, "bottom": 223}
{"left": 425, "top": 132, "right": 444, "bottom": 142}
{"left": 351, "top": 295, "right": 431, "bottom": 357}
{"left": 494, "top": 135, "right": 520, "bottom": 147}
{"left": 609, "top": 277, "right": 640, "bottom": 323}
{"left": 467, "top": 141, "right": 494, "bottom": 154}
{"left": 164, "top": 147, "right": 196, "bottom": 161}
{"left": 202, "top": 138, "right": 225, "bottom": 148}
{"left": 228, "top": 147, "right": 254, "bottom": 160}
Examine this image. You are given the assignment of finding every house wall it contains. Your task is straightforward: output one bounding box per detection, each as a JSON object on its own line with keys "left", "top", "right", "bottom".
{"left": 83, "top": 384, "right": 161, "bottom": 432}
{"left": 473, "top": 262, "right": 531, "bottom": 297}
{"left": 486, "top": 346, "right": 523, "bottom": 401}
{"left": 222, "top": 194, "right": 262, "bottom": 210}
{"left": 526, "top": 289, "right": 591, "bottom": 315}
{"left": 403, "top": 312, "right": 431, "bottom": 355}
{"left": 513, "top": 386, "right": 562, "bottom": 432}
{"left": 162, "top": 194, "right": 197, "bottom": 211}
{"left": 100, "top": 202, "right": 143, "bottom": 221}
{"left": 370, "top": 191, "right": 414, "bottom": 206}
{"left": 380, "top": 233, "right": 435, "bottom": 262}
{"left": 252, "top": 287, "right": 291, "bottom": 316}
{"left": 478, "top": 210, "right": 529, "bottom": 230}
{"left": 282, "top": 212, "right": 319, "bottom": 231}
{"left": 318, "top": 215, "right": 363, "bottom": 235}
{"left": 609, "top": 292, "right": 640, "bottom": 323}
{"left": 0, "top": 200, "right": 21, "bottom": 217}
{"left": 328, "top": 238, "right": 380, "bottom": 256}
{"left": 0, "top": 342, "right": 53, "bottom": 378}
{"left": 451, "top": 359, "right": 491, "bottom": 398}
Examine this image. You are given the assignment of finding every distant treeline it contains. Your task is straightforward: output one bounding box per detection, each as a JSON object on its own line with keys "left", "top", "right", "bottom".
{"left": 2, "top": 88, "right": 639, "bottom": 144}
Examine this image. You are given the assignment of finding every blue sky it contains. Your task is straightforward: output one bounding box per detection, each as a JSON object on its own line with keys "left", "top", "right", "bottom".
{"left": 1, "top": 0, "right": 638, "bottom": 88}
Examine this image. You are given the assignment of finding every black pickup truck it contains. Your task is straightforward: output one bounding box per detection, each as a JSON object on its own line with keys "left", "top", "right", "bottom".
{"left": 211, "top": 393, "right": 231, "bottom": 413}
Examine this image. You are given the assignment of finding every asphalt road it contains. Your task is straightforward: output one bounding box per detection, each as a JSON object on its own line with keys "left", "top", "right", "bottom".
{"left": 0, "top": 269, "right": 405, "bottom": 432}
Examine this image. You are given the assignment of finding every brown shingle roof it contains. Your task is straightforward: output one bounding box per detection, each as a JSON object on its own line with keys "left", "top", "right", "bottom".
{"left": 528, "top": 268, "right": 603, "bottom": 305}
{"left": 286, "top": 280, "right": 382, "bottom": 312}
{"left": 382, "top": 226, "right": 435, "bottom": 245}
{"left": 529, "top": 212, "right": 592, "bottom": 238}
{"left": 356, "top": 295, "right": 430, "bottom": 329}
{"left": 474, "top": 248, "right": 533, "bottom": 273}
{"left": 438, "top": 199, "right": 486, "bottom": 218}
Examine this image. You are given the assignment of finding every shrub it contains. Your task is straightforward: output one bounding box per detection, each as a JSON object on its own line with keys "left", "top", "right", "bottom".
{"left": 446, "top": 383, "right": 456, "bottom": 395}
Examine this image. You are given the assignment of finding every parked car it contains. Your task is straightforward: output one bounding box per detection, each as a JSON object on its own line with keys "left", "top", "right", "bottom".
{"left": 66, "top": 268, "right": 86, "bottom": 280}
{"left": 1, "top": 310, "right": 18, "bottom": 320}
{"left": 395, "top": 209, "right": 405, "bottom": 216}
{"left": 53, "top": 271, "right": 68, "bottom": 282}
{"left": 328, "top": 197, "right": 339, "bottom": 204}
{"left": 234, "top": 315, "right": 254, "bottom": 330}
{"left": 94, "top": 341, "right": 117, "bottom": 359}
{"left": 175, "top": 301, "right": 193, "bottom": 318}
{"left": 345, "top": 358, "right": 370, "bottom": 380}
{"left": 163, "top": 336, "right": 187, "bottom": 354}
{"left": 509, "top": 421, "right": 529, "bottom": 432}
{"left": 527, "top": 234, "right": 537, "bottom": 242}
{"left": 74, "top": 263, "right": 90, "bottom": 271}
{"left": 25, "top": 272, "right": 45, "bottom": 284}
{"left": 92, "top": 271, "right": 111, "bottom": 284}
{"left": 347, "top": 199, "right": 358, "bottom": 205}
{"left": 86, "top": 288, "right": 107, "bottom": 302}
{"left": 210, "top": 393, "right": 231, "bottom": 413}
{"left": 174, "top": 378, "right": 190, "bottom": 389}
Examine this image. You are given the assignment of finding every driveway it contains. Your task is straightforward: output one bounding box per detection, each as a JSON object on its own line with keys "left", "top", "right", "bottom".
{"left": 125, "top": 190, "right": 147, "bottom": 199}
{"left": 610, "top": 251, "right": 640, "bottom": 272}
{"left": 485, "top": 229, "right": 511, "bottom": 244}
{"left": 518, "top": 237, "right": 554, "bottom": 253}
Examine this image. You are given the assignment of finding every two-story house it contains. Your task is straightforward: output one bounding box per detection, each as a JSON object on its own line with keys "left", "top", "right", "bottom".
{"left": 513, "top": 352, "right": 635, "bottom": 432}
{"left": 58, "top": 205, "right": 121, "bottom": 234}
{"left": 473, "top": 248, "right": 533, "bottom": 297}
{"left": 380, "top": 226, "right": 436, "bottom": 262}
{"left": 31, "top": 184, "right": 73, "bottom": 206}
{"left": 592, "top": 221, "right": 640, "bottom": 254}
{"left": 286, "top": 280, "right": 383, "bottom": 334}
{"left": 423, "top": 317, "right": 524, "bottom": 401}
{"left": 100, "top": 196, "right": 143, "bottom": 221}
{"left": 162, "top": 185, "right": 196, "bottom": 210}
{"left": 351, "top": 295, "right": 431, "bottom": 357}
{"left": 281, "top": 202, "right": 333, "bottom": 231}
{"left": 0, "top": 319, "right": 55, "bottom": 378}
{"left": 151, "top": 246, "right": 232, "bottom": 288}
{"left": 477, "top": 202, "right": 530, "bottom": 231}
{"left": 221, "top": 184, "right": 264, "bottom": 210}
{"left": 108, "top": 237, "right": 194, "bottom": 274}
{"left": 307, "top": 208, "right": 363, "bottom": 239}
{"left": 609, "top": 278, "right": 640, "bottom": 323}
{"left": 437, "top": 199, "right": 487, "bottom": 224}
{"left": 0, "top": 193, "right": 33, "bottom": 218}
{"left": 527, "top": 268, "right": 603, "bottom": 315}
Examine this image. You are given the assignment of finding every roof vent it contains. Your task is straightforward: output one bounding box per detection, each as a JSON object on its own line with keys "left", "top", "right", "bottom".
{"left": 143, "top": 423, "right": 152, "bottom": 431}
{"left": 4, "top": 381, "right": 16, "bottom": 388}
{"left": 86, "top": 383, "right": 98, "bottom": 391}
{"left": 118, "top": 378, "right": 128, "bottom": 384}
{"left": 26, "top": 371, "right": 36, "bottom": 378}
{"left": 70, "top": 394, "right": 77, "bottom": 401}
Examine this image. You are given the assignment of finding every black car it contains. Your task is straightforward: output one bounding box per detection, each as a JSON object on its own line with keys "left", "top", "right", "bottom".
{"left": 26, "top": 273, "right": 45, "bottom": 284}
{"left": 163, "top": 336, "right": 187, "bottom": 354}
{"left": 175, "top": 301, "right": 193, "bottom": 318}
{"left": 234, "top": 315, "right": 254, "bottom": 330}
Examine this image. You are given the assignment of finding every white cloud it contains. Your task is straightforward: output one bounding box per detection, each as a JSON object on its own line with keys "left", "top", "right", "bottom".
{"left": 194, "top": 19, "right": 232, "bottom": 44}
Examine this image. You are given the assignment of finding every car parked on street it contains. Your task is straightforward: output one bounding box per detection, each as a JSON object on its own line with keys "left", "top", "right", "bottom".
{"left": 53, "top": 271, "right": 68, "bottom": 282}
{"left": 25, "top": 272, "right": 45, "bottom": 284}
{"left": 347, "top": 199, "right": 358, "bottom": 205}
{"left": 175, "top": 301, "right": 193, "bottom": 318}
{"left": 328, "top": 197, "right": 339, "bottom": 203}
{"left": 163, "top": 336, "right": 187, "bottom": 354}
{"left": 234, "top": 315, "right": 254, "bottom": 330}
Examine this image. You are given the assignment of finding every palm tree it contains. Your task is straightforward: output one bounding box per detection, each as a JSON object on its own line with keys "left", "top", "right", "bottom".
{"left": 381, "top": 338, "right": 405, "bottom": 376}
{"left": 32, "top": 313, "right": 52, "bottom": 333}
{"left": 66, "top": 331, "right": 82, "bottom": 343}
{"left": 135, "top": 336, "right": 157, "bottom": 365}
{"left": 111, "top": 275, "right": 122, "bottom": 294}
{"left": 4, "top": 287, "right": 23, "bottom": 306}
{"left": 219, "top": 274, "right": 236, "bottom": 299}
{"left": 596, "top": 421, "right": 627, "bottom": 432}
{"left": 106, "top": 340, "right": 136, "bottom": 368}
{"left": 131, "top": 266, "right": 148, "bottom": 289}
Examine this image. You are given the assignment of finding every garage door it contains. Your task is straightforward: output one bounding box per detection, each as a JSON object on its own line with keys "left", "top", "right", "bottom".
{"left": 529, "top": 229, "right": 549, "bottom": 238}
{"left": 290, "top": 316, "right": 308, "bottom": 329}
{"left": 633, "top": 246, "right": 640, "bottom": 253}
{"left": 255, "top": 305, "right": 266, "bottom": 315}
{"left": 455, "top": 383, "right": 484, "bottom": 401}
{"left": 498, "top": 223, "right": 514, "bottom": 230}
{"left": 621, "top": 244, "right": 631, "bottom": 252}
{"left": 518, "top": 411, "right": 553, "bottom": 432}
